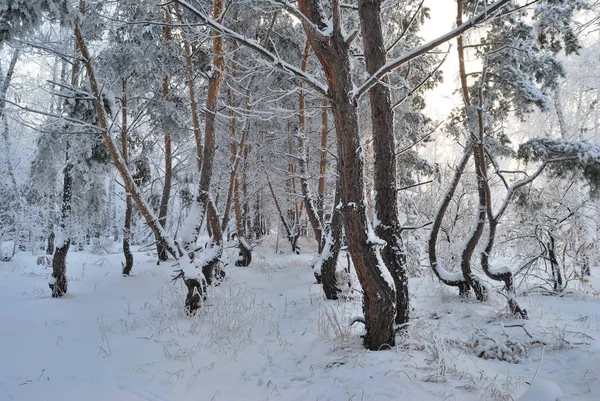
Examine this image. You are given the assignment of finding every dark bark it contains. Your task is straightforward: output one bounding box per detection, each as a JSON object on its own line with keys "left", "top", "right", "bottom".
{"left": 156, "top": 74, "right": 173, "bottom": 261}
{"left": 297, "top": 41, "right": 324, "bottom": 249}
{"left": 235, "top": 238, "right": 252, "bottom": 267}
{"left": 548, "top": 234, "right": 563, "bottom": 292}
{"left": 184, "top": 199, "right": 224, "bottom": 315}
{"left": 317, "top": 98, "right": 329, "bottom": 226}
{"left": 359, "top": 0, "right": 409, "bottom": 326}
{"left": 267, "top": 174, "right": 300, "bottom": 253}
{"left": 315, "top": 177, "right": 342, "bottom": 300}
{"left": 75, "top": 23, "right": 180, "bottom": 260}
{"left": 299, "top": 0, "right": 396, "bottom": 350}
{"left": 50, "top": 149, "right": 72, "bottom": 298}
{"left": 456, "top": 1, "right": 487, "bottom": 301}
{"left": 428, "top": 149, "right": 472, "bottom": 295}
{"left": 181, "top": 0, "right": 224, "bottom": 255}
{"left": 582, "top": 256, "right": 591, "bottom": 276}
{"left": 51, "top": 240, "right": 69, "bottom": 297}
{"left": 120, "top": 78, "right": 134, "bottom": 276}
{"left": 46, "top": 229, "right": 55, "bottom": 255}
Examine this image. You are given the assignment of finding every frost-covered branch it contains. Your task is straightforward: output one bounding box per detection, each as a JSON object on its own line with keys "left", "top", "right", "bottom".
{"left": 355, "top": 0, "right": 512, "bottom": 99}
{"left": 173, "top": 0, "right": 328, "bottom": 96}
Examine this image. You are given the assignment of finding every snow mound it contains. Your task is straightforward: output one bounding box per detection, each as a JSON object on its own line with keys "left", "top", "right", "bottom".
{"left": 519, "top": 380, "right": 563, "bottom": 401}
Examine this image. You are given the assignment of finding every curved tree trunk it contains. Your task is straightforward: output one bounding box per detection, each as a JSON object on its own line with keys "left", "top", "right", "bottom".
{"left": 358, "top": 0, "right": 409, "bottom": 326}
{"left": 428, "top": 149, "right": 472, "bottom": 295}
{"left": 456, "top": 0, "right": 487, "bottom": 301}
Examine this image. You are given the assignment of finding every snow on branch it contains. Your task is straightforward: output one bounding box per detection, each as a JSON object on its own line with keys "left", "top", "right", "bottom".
{"left": 173, "top": 0, "right": 328, "bottom": 96}
{"left": 518, "top": 138, "right": 600, "bottom": 165}
{"left": 355, "top": 0, "right": 512, "bottom": 99}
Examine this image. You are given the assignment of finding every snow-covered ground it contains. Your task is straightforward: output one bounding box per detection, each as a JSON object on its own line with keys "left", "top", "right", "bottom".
{"left": 0, "top": 239, "right": 598, "bottom": 401}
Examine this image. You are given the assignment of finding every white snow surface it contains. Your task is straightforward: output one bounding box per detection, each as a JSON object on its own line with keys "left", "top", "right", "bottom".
{"left": 519, "top": 380, "right": 563, "bottom": 401}
{"left": 1, "top": 240, "right": 599, "bottom": 401}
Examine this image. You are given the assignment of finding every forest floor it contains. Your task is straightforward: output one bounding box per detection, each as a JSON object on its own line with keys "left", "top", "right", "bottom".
{"left": 0, "top": 237, "right": 599, "bottom": 401}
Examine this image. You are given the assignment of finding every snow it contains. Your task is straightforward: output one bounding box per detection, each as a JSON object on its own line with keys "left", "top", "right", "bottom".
{"left": 519, "top": 380, "right": 563, "bottom": 401}
{"left": 179, "top": 193, "right": 201, "bottom": 247}
{"left": 1, "top": 241, "right": 15, "bottom": 260}
{"left": 1, "top": 242, "right": 599, "bottom": 401}
{"left": 432, "top": 260, "right": 464, "bottom": 282}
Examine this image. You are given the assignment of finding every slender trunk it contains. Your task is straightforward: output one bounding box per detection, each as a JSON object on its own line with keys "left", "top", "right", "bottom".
{"left": 175, "top": 6, "right": 203, "bottom": 172}
{"left": 1, "top": 49, "right": 22, "bottom": 205}
{"left": 46, "top": 227, "right": 55, "bottom": 255}
{"left": 242, "top": 145, "right": 251, "bottom": 236}
{"left": 50, "top": 144, "right": 72, "bottom": 297}
{"left": 548, "top": 233, "right": 563, "bottom": 292}
{"left": 267, "top": 172, "right": 299, "bottom": 253}
{"left": 480, "top": 217, "right": 527, "bottom": 317}
{"left": 456, "top": 0, "right": 487, "bottom": 301}
{"left": 297, "top": 41, "right": 324, "bottom": 248}
{"left": 317, "top": 98, "right": 329, "bottom": 227}
{"left": 120, "top": 78, "right": 134, "bottom": 276}
{"left": 156, "top": 74, "right": 173, "bottom": 262}
{"left": 74, "top": 23, "right": 180, "bottom": 259}
{"left": 314, "top": 175, "right": 342, "bottom": 299}
{"left": 359, "top": 0, "right": 409, "bottom": 326}
{"left": 225, "top": 62, "right": 252, "bottom": 266}
{"left": 50, "top": 35, "right": 77, "bottom": 298}
{"left": 299, "top": 0, "right": 396, "bottom": 350}
{"left": 180, "top": 0, "right": 225, "bottom": 255}
{"left": 428, "top": 149, "right": 472, "bottom": 294}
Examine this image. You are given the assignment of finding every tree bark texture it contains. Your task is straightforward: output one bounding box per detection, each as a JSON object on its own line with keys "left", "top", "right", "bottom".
{"left": 299, "top": 0, "right": 396, "bottom": 350}
{"left": 50, "top": 148, "right": 72, "bottom": 298}
{"left": 317, "top": 98, "right": 329, "bottom": 228}
{"left": 120, "top": 78, "right": 134, "bottom": 276}
{"left": 181, "top": 0, "right": 225, "bottom": 254}
{"left": 359, "top": 0, "right": 409, "bottom": 326}
{"left": 75, "top": 23, "right": 180, "bottom": 259}
{"left": 314, "top": 175, "right": 342, "bottom": 300}
{"left": 456, "top": 1, "right": 488, "bottom": 301}
{"left": 428, "top": 149, "right": 471, "bottom": 294}
{"left": 297, "top": 41, "right": 324, "bottom": 249}
{"left": 156, "top": 13, "right": 174, "bottom": 262}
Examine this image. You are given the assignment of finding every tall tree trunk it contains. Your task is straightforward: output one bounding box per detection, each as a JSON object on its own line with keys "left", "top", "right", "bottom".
{"left": 0, "top": 49, "right": 21, "bottom": 205}
{"left": 358, "top": 0, "right": 409, "bottom": 326}
{"left": 180, "top": 0, "right": 226, "bottom": 312}
{"left": 548, "top": 233, "right": 563, "bottom": 292}
{"left": 297, "top": 41, "right": 324, "bottom": 249}
{"left": 267, "top": 172, "right": 300, "bottom": 253}
{"left": 175, "top": 6, "right": 203, "bottom": 173}
{"left": 313, "top": 175, "right": 342, "bottom": 299}
{"left": 120, "top": 78, "right": 134, "bottom": 276}
{"left": 156, "top": 15, "right": 174, "bottom": 262}
{"left": 180, "top": 0, "right": 225, "bottom": 255}
{"left": 156, "top": 72, "right": 173, "bottom": 262}
{"left": 299, "top": 0, "right": 396, "bottom": 350}
{"left": 50, "top": 144, "right": 72, "bottom": 297}
{"left": 317, "top": 98, "right": 329, "bottom": 228}
{"left": 456, "top": 0, "right": 487, "bottom": 301}
{"left": 75, "top": 23, "right": 180, "bottom": 260}
{"left": 428, "top": 149, "right": 472, "bottom": 295}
